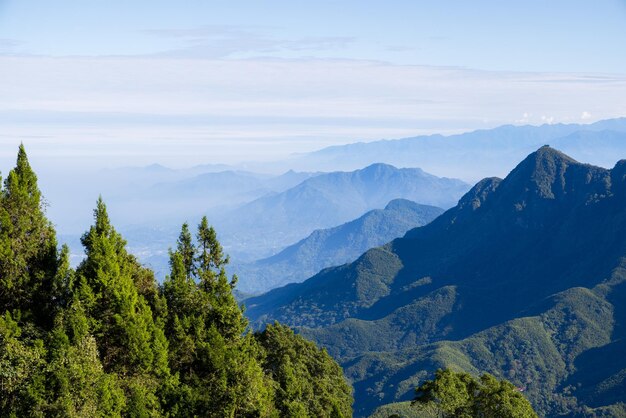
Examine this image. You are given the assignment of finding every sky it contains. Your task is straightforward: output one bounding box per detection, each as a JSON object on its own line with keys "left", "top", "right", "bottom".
{"left": 1, "top": 0, "right": 625, "bottom": 170}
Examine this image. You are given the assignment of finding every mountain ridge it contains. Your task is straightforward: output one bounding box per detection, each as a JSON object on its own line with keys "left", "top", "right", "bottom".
{"left": 285, "top": 118, "right": 626, "bottom": 180}
{"left": 245, "top": 146, "right": 626, "bottom": 417}
{"left": 233, "top": 199, "right": 444, "bottom": 293}
{"left": 216, "top": 162, "right": 469, "bottom": 260}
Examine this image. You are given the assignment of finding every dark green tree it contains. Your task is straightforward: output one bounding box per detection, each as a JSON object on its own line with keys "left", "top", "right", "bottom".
{"left": 0, "top": 144, "right": 64, "bottom": 328}
{"left": 42, "top": 302, "right": 127, "bottom": 417}
{"left": 75, "top": 198, "right": 170, "bottom": 416}
{"left": 0, "top": 311, "right": 46, "bottom": 417}
{"left": 162, "top": 217, "right": 275, "bottom": 417}
{"left": 413, "top": 369, "right": 537, "bottom": 418}
{"left": 255, "top": 322, "right": 353, "bottom": 418}
{"left": 178, "top": 222, "right": 195, "bottom": 278}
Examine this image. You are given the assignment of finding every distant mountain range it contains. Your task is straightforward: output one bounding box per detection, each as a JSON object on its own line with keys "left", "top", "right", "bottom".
{"left": 246, "top": 146, "right": 626, "bottom": 417}
{"left": 50, "top": 168, "right": 321, "bottom": 270}
{"left": 215, "top": 163, "right": 468, "bottom": 260}
{"left": 102, "top": 169, "right": 321, "bottom": 227}
{"left": 142, "top": 169, "right": 319, "bottom": 201}
{"left": 284, "top": 117, "right": 626, "bottom": 181}
{"left": 232, "top": 199, "right": 444, "bottom": 294}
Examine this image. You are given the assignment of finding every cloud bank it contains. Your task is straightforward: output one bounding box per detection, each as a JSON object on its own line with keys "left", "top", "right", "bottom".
{"left": 1, "top": 55, "right": 625, "bottom": 170}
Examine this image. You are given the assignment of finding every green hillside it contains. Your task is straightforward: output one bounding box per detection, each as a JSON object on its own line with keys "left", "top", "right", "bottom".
{"left": 233, "top": 199, "right": 443, "bottom": 293}
{"left": 246, "top": 146, "right": 626, "bottom": 417}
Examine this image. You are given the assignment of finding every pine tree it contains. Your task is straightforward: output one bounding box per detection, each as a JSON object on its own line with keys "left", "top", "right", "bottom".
{"left": 75, "top": 198, "right": 170, "bottom": 415}
{"left": 0, "top": 144, "right": 62, "bottom": 328}
{"left": 195, "top": 217, "right": 245, "bottom": 339}
{"left": 43, "top": 302, "right": 126, "bottom": 417}
{"left": 162, "top": 218, "right": 274, "bottom": 417}
{"left": 178, "top": 222, "right": 195, "bottom": 278}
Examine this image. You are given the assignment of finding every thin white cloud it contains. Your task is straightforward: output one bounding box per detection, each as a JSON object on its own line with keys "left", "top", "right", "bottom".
{"left": 142, "top": 25, "right": 262, "bottom": 39}
{"left": 142, "top": 25, "right": 354, "bottom": 59}
{"left": 0, "top": 55, "right": 625, "bottom": 168}
{"left": 0, "top": 38, "right": 24, "bottom": 53}
{"left": 515, "top": 112, "right": 532, "bottom": 123}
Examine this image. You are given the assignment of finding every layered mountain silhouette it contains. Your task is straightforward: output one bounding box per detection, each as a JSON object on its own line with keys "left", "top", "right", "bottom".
{"left": 216, "top": 163, "right": 468, "bottom": 260}
{"left": 287, "top": 118, "right": 626, "bottom": 181}
{"left": 246, "top": 146, "right": 626, "bottom": 417}
{"left": 106, "top": 169, "right": 321, "bottom": 225}
{"left": 233, "top": 199, "right": 444, "bottom": 294}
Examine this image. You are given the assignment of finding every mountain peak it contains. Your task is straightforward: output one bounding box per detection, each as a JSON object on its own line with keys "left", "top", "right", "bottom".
{"left": 528, "top": 145, "right": 577, "bottom": 166}
{"left": 612, "top": 160, "right": 626, "bottom": 192}
{"left": 360, "top": 162, "right": 397, "bottom": 172}
{"left": 384, "top": 198, "right": 417, "bottom": 211}
{"left": 505, "top": 146, "right": 580, "bottom": 199}
{"left": 144, "top": 163, "right": 170, "bottom": 171}
{"left": 246, "top": 148, "right": 626, "bottom": 417}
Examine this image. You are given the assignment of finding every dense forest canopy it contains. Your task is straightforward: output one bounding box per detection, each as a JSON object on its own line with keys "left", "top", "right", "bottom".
{"left": 0, "top": 145, "right": 353, "bottom": 417}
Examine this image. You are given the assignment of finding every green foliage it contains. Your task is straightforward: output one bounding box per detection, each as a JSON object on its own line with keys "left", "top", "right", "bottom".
{"left": 74, "top": 197, "right": 170, "bottom": 415}
{"left": 256, "top": 322, "right": 353, "bottom": 418}
{"left": 248, "top": 147, "right": 626, "bottom": 417}
{"left": 162, "top": 218, "right": 274, "bottom": 417}
{"left": 0, "top": 311, "right": 46, "bottom": 417}
{"left": 44, "top": 328, "right": 126, "bottom": 417}
{"left": 0, "top": 144, "right": 63, "bottom": 328}
{"left": 0, "top": 145, "right": 353, "bottom": 416}
{"left": 413, "top": 369, "right": 537, "bottom": 418}
{"left": 368, "top": 401, "right": 436, "bottom": 418}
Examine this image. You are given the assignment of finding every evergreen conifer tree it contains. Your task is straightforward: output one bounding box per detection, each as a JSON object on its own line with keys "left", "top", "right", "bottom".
{"left": 0, "top": 144, "right": 63, "bottom": 328}
{"left": 43, "top": 302, "right": 126, "bottom": 417}
{"left": 162, "top": 217, "right": 274, "bottom": 417}
{"left": 75, "top": 198, "right": 170, "bottom": 415}
{"left": 0, "top": 311, "right": 46, "bottom": 417}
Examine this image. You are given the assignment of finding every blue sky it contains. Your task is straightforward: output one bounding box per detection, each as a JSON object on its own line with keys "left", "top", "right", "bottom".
{"left": 0, "top": 0, "right": 625, "bottom": 169}
{"left": 2, "top": 0, "right": 625, "bottom": 72}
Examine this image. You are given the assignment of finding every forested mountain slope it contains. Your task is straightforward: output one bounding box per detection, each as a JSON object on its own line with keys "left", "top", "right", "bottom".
{"left": 233, "top": 199, "right": 443, "bottom": 293}
{"left": 246, "top": 146, "right": 626, "bottom": 417}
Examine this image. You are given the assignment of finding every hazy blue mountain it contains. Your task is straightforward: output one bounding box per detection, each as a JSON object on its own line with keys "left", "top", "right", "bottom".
{"left": 246, "top": 147, "right": 626, "bottom": 417}
{"left": 43, "top": 118, "right": 626, "bottom": 277}
{"left": 216, "top": 163, "right": 469, "bottom": 260}
{"left": 262, "top": 169, "right": 323, "bottom": 191}
{"left": 285, "top": 118, "right": 626, "bottom": 181}
{"left": 49, "top": 168, "right": 321, "bottom": 273}
{"left": 106, "top": 169, "right": 320, "bottom": 224}
{"left": 43, "top": 162, "right": 238, "bottom": 235}
{"left": 145, "top": 169, "right": 320, "bottom": 200}
{"left": 116, "top": 170, "right": 318, "bottom": 224}
{"left": 233, "top": 199, "right": 444, "bottom": 294}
